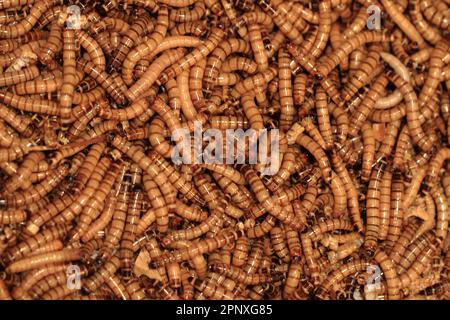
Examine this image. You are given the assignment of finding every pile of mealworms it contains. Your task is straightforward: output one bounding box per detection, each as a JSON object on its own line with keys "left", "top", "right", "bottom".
{"left": 0, "top": 0, "right": 450, "bottom": 301}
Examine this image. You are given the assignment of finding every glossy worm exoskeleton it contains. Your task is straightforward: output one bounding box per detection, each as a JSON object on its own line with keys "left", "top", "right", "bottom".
{"left": 342, "top": 47, "right": 381, "bottom": 103}
{"left": 143, "top": 174, "right": 168, "bottom": 233}
{"left": 1, "top": 161, "right": 70, "bottom": 208}
{"left": 109, "top": 13, "right": 153, "bottom": 72}
{"left": 110, "top": 135, "right": 204, "bottom": 206}
{"left": 331, "top": 151, "right": 363, "bottom": 231}
{"left": 151, "top": 229, "right": 239, "bottom": 268}
{"left": 25, "top": 143, "right": 105, "bottom": 234}
{"left": 363, "top": 161, "right": 386, "bottom": 256}
{"left": 295, "top": 134, "right": 332, "bottom": 184}
{"left": 316, "top": 31, "right": 394, "bottom": 79}
{"left": 381, "top": 0, "right": 425, "bottom": 48}
{"left": 69, "top": 161, "right": 125, "bottom": 242}
{"left": 187, "top": 59, "right": 207, "bottom": 112}
{"left": 6, "top": 248, "right": 81, "bottom": 273}
{"left": 203, "top": 38, "right": 251, "bottom": 95}
{"left": 77, "top": 30, "right": 106, "bottom": 71}
{"left": 119, "top": 189, "right": 142, "bottom": 280}
{"left": 157, "top": 27, "right": 225, "bottom": 85}
{"left": 126, "top": 48, "right": 186, "bottom": 102}
{"left": 77, "top": 58, "right": 128, "bottom": 106}
{"left": 55, "top": 156, "right": 112, "bottom": 225}
{"left": 59, "top": 27, "right": 78, "bottom": 128}
{"left": 348, "top": 74, "right": 389, "bottom": 137}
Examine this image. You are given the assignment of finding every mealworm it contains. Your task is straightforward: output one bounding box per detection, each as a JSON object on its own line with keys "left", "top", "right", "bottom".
{"left": 77, "top": 58, "right": 127, "bottom": 106}
{"left": 76, "top": 76, "right": 98, "bottom": 93}
{"left": 146, "top": 117, "right": 172, "bottom": 158}
{"left": 119, "top": 189, "right": 142, "bottom": 280}
{"left": 213, "top": 172, "right": 253, "bottom": 209}
{"left": 419, "top": 0, "right": 450, "bottom": 31}
{"left": 243, "top": 166, "right": 303, "bottom": 230}
{"left": 38, "top": 21, "right": 62, "bottom": 68}
{"left": 3, "top": 151, "right": 44, "bottom": 193}
{"left": 309, "top": 0, "right": 332, "bottom": 59}
{"left": 77, "top": 30, "right": 106, "bottom": 71}
{"left": 388, "top": 71, "right": 434, "bottom": 152}
{"left": 109, "top": 135, "right": 202, "bottom": 206}
{"left": 6, "top": 248, "right": 81, "bottom": 273}
{"left": 69, "top": 161, "right": 124, "bottom": 242}
{"left": 124, "top": 278, "right": 146, "bottom": 300}
{"left": 292, "top": 74, "right": 310, "bottom": 107}
{"left": 376, "top": 161, "right": 393, "bottom": 242}
{"left": 188, "top": 58, "right": 207, "bottom": 112}
{"left": 109, "top": 13, "right": 153, "bottom": 72}
{"left": 58, "top": 27, "right": 78, "bottom": 128}
{"left": 403, "top": 165, "right": 428, "bottom": 209}
{"left": 301, "top": 117, "right": 327, "bottom": 151}
{"left": 55, "top": 156, "right": 111, "bottom": 224}
{"left": 0, "top": 278, "right": 11, "bottom": 300}
{"left": 376, "top": 120, "right": 402, "bottom": 163}
{"left": 0, "top": 0, "right": 448, "bottom": 301}
{"left": 2, "top": 161, "right": 70, "bottom": 208}
{"left": 316, "top": 31, "right": 393, "bottom": 79}
{"left": 329, "top": 170, "right": 347, "bottom": 217}
{"left": 348, "top": 75, "right": 389, "bottom": 137}
{"left": 25, "top": 143, "right": 105, "bottom": 234}
{"left": 396, "top": 230, "right": 436, "bottom": 276}
{"left": 301, "top": 218, "right": 354, "bottom": 285}
{"left": 359, "top": 122, "right": 376, "bottom": 182}
{"left": 374, "top": 249, "right": 402, "bottom": 300}
{"left": 157, "top": 27, "right": 225, "bottom": 85}
{"left": 148, "top": 95, "right": 183, "bottom": 136}
{"left": 0, "top": 90, "right": 60, "bottom": 116}
{"left": 286, "top": 41, "right": 318, "bottom": 77}
{"left": 66, "top": 104, "right": 101, "bottom": 142}
{"left": 400, "top": 245, "right": 437, "bottom": 291}
{"left": 170, "top": 20, "right": 207, "bottom": 36}
{"left": 29, "top": 266, "right": 85, "bottom": 299}
{"left": 0, "top": 104, "right": 35, "bottom": 137}
{"left": 170, "top": 1, "right": 205, "bottom": 22}
{"left": 432, "top": 187, "right": 449, "bottom": 243}
{"left": 363, "top": 161, "right": 386, "bottom": 256}
{"left": 257, "top": 0, "right": 303, "bottom": 45}
{"left": 419, "top": 41, "right": 450, "bottom": 106}
{"left": 211, "top": 263, "right": 283, "bottom": 285}
{"left": 425, "top": 148, "right": 450, "bottom": 191}
{"left": 345, "top": 55, "right": 382, "bottom": 103}
{"left": 98, "top": 97, "right": 152, "bottom": 122}
{"left": 389, "top": 223, "right": 422, "bottom": 275}
{"left": 264, "top": 146, "right": 301, "bottom": 192}
{"left": 270, "top": 226, "right": 290, "bottom": 263}
{"left": 140, "top": 176, "right": 167, "bottom": 233}
{"left": 315, "top": 86, "right": 334, "bottom": 149}
{"left": 0, "top": 0, "right": 58, "bottom": 39}
{"left": 0, "top": 209, "right": 27, "bottom": 225}
{"left": 83, "top": 255, "right": 121, "bottom": 293}
{"left": 315, "top": 259, "right": 370, "bottom": 299}
{"left": 126, "top": 48, "right": 186, "bottom": 102}
{"left": 169, "top": 240, "right": 208, "bottom": 280}
{"left": 203, "top": 38, "right": 251, "bottom": 95}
